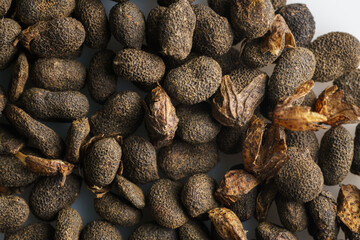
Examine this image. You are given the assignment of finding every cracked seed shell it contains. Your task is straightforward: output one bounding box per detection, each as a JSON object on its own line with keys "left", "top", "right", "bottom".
{"left": 0, "top": 195, "right": 29, "bottom": 233}
{"left": 179, "top": 220, "right": 210, "bottom": 240}
{"left": 256, "top": 222, "right": 297, "bottom": 240}
{"left": 55, "top": 207, "right": 82, "bottom": 240}
{"left": 0, "top": 18, "right": 21, "bottom": 70}
{"left": 65, "top": 118, "right": 90, "bottom": 164}
{"left": 112, "top": 174, "right": 145, "bottom": 209}
{"left": 80, "top": 220, "right": 122, "bottom": 240}
{"left": 5, "top": 223, "right": 54, "bottom": 240}
{"left": 286, "top": 130, "right": 319, "bottom": 162}
{"left": 334, "top": 69, "right": 360, "bottom": 108}
{"left": 129, "top": 223, "right": 177, "bottom": 240}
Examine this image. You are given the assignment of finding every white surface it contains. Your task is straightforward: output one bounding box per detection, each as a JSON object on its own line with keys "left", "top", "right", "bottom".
{"left": 0, "top": 0, "right": 360, "bottom": 239}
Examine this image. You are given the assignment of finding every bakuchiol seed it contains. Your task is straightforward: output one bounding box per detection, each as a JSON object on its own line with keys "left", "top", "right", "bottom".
{"left": 113, "top": 48, "right": 166, "bottom": 86}
{"left": 94, "top": 192, "right": 142, "bottom": 227}
{"left": 267, "top": 47, "right": 316, "bottom": 107}
{"left": 109, "top": 2, "right": 145, "bottom": 49}
{"left": 318, "top": 126, "right": 353, "bottom": 186}
{"left": 9, "top": 52, "right": 29, "bottom": 102}
{"left": 65, "top": 118, "right": 90, "bottom": 164}
{"left": 275, "top": 195, "right": 308, "bottom": 232}
{"left": 158, "top": 0, "right": 194, "bottom": 7}
{"left": 213, "top": 47, "right": 241, "bottom": 75}
{"left": 351, "top": 124, "right": 360, "bottom": 175}
{"left": 302, "top": 90, "right": 317, "bottom": 108}
{"left": 29, "top": 174, "right": 81, "bottom": 221}
{"left": 15, "top": 0, "right": 75, "bottom": 26}
{"left": 0, "top": 86, "right": 7, "bottom": 114}
{"left": 230, "top": 0, "right": 275, "bottom": 39}
{"left": 176, "top": 103, "right": 221, "bottom": 144}
{"left": 286, "top": 130, "right": 319, "bottom": 162}
{"left": 74, "top": 0, "right": 110, "bottom": 49}
{"left": 256, "top": 179, "right": 278, "bottom": 222}
{"left": 55, "top": 207, "right": 82, "bottom": 240}
{"left": 19, "top": 88, "right": 89, "bottom": 122}
{"left": 0, "top": 124, "right": 25, "bottom": 155}
{"left": 159, "top": 0, "right": 196, "bottom": 60}
{"left": 164, "top": 56, "right": 222, "bottom": 105}
{"left": 179, "top": 220, "right": 210, "bottom": 240}
{"left": 148, "top": 179, "right": 189, "bottom": 229}
{"left": 309, "top": 32, "right": 360, "bottom": 82}
{"left": 275, "top": 147, "right": 323, "bottom": 203}
{"left": 5, "top": 223, "right": 54, "bottom": 240}
{"left": 146, "top": 6, "right": 167, "bottom": 50}
{"left": 229, "top": 181, "right": 257, "bottom": 222}
{"left": 90, "top": 90, "right": 144, "bottom": 137}
{"left": 17, "top": 17, "right": 86, "bottom": 58}
{"left": 334, "top": 69, "right": 360, "bottom": 107}
{"left": 207, "top": 0, "right": 231, "bottom": 18}
{"left": 129, "top": 223, "right": 177, "bottom": 240}
{"left": 112, "top": 174, "right": 146, "bottom": 209}
{"left": 256, "top": 222, "right": 297, "bottom": 240}
{"left": 181, "top": 174, "right": 219, "bottom": 218}
{"left": 0, "top": 195, "right": 29, "bottom": 233}
{"left": 307, "top": 191, "right": 338, "bottom": 240}
{"left": 192, "top": 5, "right": 234, "bottom": 58}
{"left": 271, "top": 0, "right": 286, "bottom": 10}
{"left": 0, "top": 0, "right": 11, "bottom": 16}
{"left": 84, "top": 137, "right": 122, "bottom": 188}
{"left": 0, "top": 18, "right": 21, "bottom": 70}
{"left": 158, "top": 140, "right": 219, "bottom": 180}
{"left": 87, "top": 50, "right": 117, "bottom": 104}
{"left": 122, "top": 136, "right": 159, "bottom": 184}
{"left": 278, "top": 4, "right": 315, "bottom": 47}
{"left": 31, "top": 58, "right": 86, "bottom": 92}
{"left": 80, "top": 220, "right": 123, "bottom": 240}
{"left": 5, "top": 104, "right": 65, "bottom": 159}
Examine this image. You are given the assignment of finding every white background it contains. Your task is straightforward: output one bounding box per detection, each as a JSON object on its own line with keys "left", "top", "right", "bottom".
{"left": 1, "top": 0, "right": 360, "bottom": 239}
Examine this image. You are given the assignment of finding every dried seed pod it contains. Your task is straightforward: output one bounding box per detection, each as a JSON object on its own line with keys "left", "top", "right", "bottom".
{"left": 275, "top": 147, "right": 323, "bottom": 203}
{"left": 207, "top": 0, "right": 231, "bottom": 17}
{"left": 318, "top": 126, "right": 353, "bottom": 186}
{"left": 351, "top": 124, "right": 360, "bottom": 175}
{"left": 230, "top": 0, "right": 275, "bottom": 39}
{"left": 307, "top": 191, "right": 338, "bottom": 240}
{"left": 179, "top": 220, "right": 210, "bottom": 240}
{"left": 334, "top": 69, "right": 360, "bottom": 108}
{"left": 158, "top": 140, "right": 219, "bottom": 180}
{"left": 5, "top": 104, "right": 65, "bottom": 159}
{"left": 165, "top": 56, "right": 222, "bottom": 105}
{"left": 158, "top": 0, "right": 194, "bottom": 7}
{"left": 65, "top": 118, "right": 90, "bottom": 164}
{"left": 256, "top": 222, "right": 297, "bottom": 240}
{"left": 177, "top": 103, "right": 221, "bottom": 144}
{"left": 309, "top": 32, "right": 360, "bottom": 82}
{"left": 122, "top": 136, "right": 159, "bottom": 184}
{"left": 129, "top": 223, "right": 177, "bottom": 240}
{"left": 84, "top": 137, "right": 122, "bottom": 188}
{"left": 0, "top": 124, "right": 25, "bottom": 155}
{"left": 146, "top": 6, "right": 167, "bottom": 50}
{"left": 74, "top": 0, "right": 110, "bottom": 49}
{"left": 55, "top": 208, "right": 82, "bottom": 240}
{"left": 113, "top": 48, "right": 165, "bottom": 85}
{"left": 31, "top": 58, "right": 86, "bottom": 92}
{"left": 112, "top": 174, "right": 145, "bottom": 209}
{"left": 0, "top": 18, "right": 21, "bottom": 70}
{"left": 109, "top": 2, "right": 145, "bottom": 49}
{"left": 192, "top": 5, "right": 233, "bottom": 57}
{"left": 94, "top": 192, "right": 142, "bottom": 227}
{"left": 15, "top": 0, "right": 75, "bottom": 26}
{"left": 271, "top": 0, "right": 286, "bottom": 10}
{"left": 144, "top": 85, "right": 179, "bottom": 149}
{"left": 286, "top": 130, "right": 319, "bottom": 162}
{"left": 17, "top": 17, "right": 86, "bottom": 58}
{"left": 9, "top": 53, "right": 28, "bottom": 102}
{"left": 19, "top": 88, "right": 89, "bottom": 121}
{"left": 0, "top": 0, "right": 11, "bottom": 16}
{"left": 213, "top": 48, "right": 241, "bottom": 75}
{"left": 90, "top": 90, "right": 144, "bottom": 137}
{"left": 278, "top": 4, "right": 315, "bottom": 47}
{"left": 256, "top": 179, "right": 278, "bottom": 222}
{"left": 148, "top": 179, "right": 188, "bottom": 229}
{"left": 80, "top": 220, "right": 123, "bottom": 240}
{"left": 0, "top": 195, "right": 29, "bottom": 233}
{"left": 29, "top": 174, "right": 81, "bottom": 220}
{"left": 181, "top": 174, "right": 219, "bottom": 218}
{"left": 5, "top": 223, "right": 54, "bottom": 240}
{"left": 159, "top": 0, "right": 196, "bottom": 60}
{"left": 208, "top": 208, "right": 247, "bottom": 240}
{"left": 275, "top": 195, "right": 307, "bottom": 232}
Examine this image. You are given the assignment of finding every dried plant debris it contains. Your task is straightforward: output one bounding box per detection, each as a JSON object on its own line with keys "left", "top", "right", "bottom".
{"left": 334, "top": 69, "right": 360, "bottom": 108}
{"left": 112, "top": 174, "right": 145, "bottom": 209}
{"left": 129, "top": 223, "right": 177, "bottom": 240}
{"left": 55, "top": 207, "right": 83, "bottom": 240}
{"left": 352, "top": 124, "right": 360, "bottom": 175}
{"left": 256, "top": 222, "right": 297, "bottom": 240}
{"left": 80, "top": 220, "right": 123, "bottom": 240}
{"left": 256, "top": 179, "right": 278, "bottom": 222}
{"left": 144, "top": 85, "right": 179, "bottom": 149}
{"left": 208, "top": 208, "right": 247, "bottom": 240}
{"left": 65, "top": 118, "right": 90, "bottom": 164}
{"left": 5, "top": 223, "right": 54, "bottom": 240}
{"left": 0, "top": 195, "right": 29, "bottom": 233}
{"left": 9, "top": 52, "right": 29, "bottom": 102}
{"left": 273, "top": 80, "right": 327, "bottom": 131}
{"left": 315, "top": 85, "right": 360, "bottom": 126}
{"left": 0, "top": 18, "right": 21, "bottom": 70}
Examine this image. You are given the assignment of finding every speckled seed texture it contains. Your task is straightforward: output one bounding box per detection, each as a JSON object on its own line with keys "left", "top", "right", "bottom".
{"left": 5, "top": 223, "right": 54, "bottom": 240}
{"left": 0, "top": 19, "right": 21, "bottom": 70}
{"left": 179, "top": 220, "right": 210, "bottom": 240}
{"left": 80, "top": 220, "right": 123, "bottom": 240}
{"left": 0, "top": 195, "right": 29, "bottom": 233}
{"left": 55, "top": 207, "right": 83, "bottom": 240}
{"left": 129, "top": 223, "right": 177, "bottom": 240}
{"left": 286, "top": 130, "right": 319, "bottom": 162}
{"left": 256, "top": 222, "right": 297, "bottom": 240}
{"left": 334, "top": 69, "right": 360, "bottom": 107}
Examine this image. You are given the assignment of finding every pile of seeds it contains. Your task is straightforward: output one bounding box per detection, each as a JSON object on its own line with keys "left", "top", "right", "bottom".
{"left": 0, "top": 0, "right": 359, "bottom": 239}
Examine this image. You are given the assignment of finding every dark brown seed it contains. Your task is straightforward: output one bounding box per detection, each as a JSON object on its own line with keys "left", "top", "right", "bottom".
{"left": 9, "top": 53, "right": 28, "bottom": 102}
{"left": 109, "top": 2, "right": 145, "bottom": 49}
{"left": 0, "top": 86, "right": 7, "bottom": 115}
{"left": 112, "top": 174, "right": 145, "bottom": 209}
{"left": 19, "top": 88, "right": 89, "bottom": 121}
{"left": 65, "top": 118, "right": 90, "bottom": 164}
{"left": 302, "top": 90, "right": 317, "bottom": 108}
{"left": 207, "top": 0, "right": 232, "bottom": 18}
{"left": 5, "top": 104, "right": 65, "bottom": 159}
{"left": 256, "top": 179, "right": 278, "bottom": 222}
{"left": 286, "top": 130, "right": 319, "bottom": 162}
{"left": 334, "top": 69, "right": 360, "bottom": 108}
{"left": 275, "top": 195, "right": 307, "bottom": 232}
{"left": 122, "top": 136, "right": 159, "bottom": 184}
{"left": 5, "top": 223, "right": 54, "bottom": 240}
{"left": 213, "top": 47, "right": 241, "bottom": 75}
{"left": 129, "top": 223, "right": 177, "bottom": 240}
{"left": 0, "top": 195, "right": 29, "bottom": 233}
{"left": 216, "top": 125, "right": 248, "bottom": 154}
{"left": 179, "top": 220, "right": 210, "bottom": 240}
{"left": 256, "top": 222, "right": 297, "bottom": 240}
{"left": 181, "top": 174, "right": 219, "bottom": 218}
{"left": 31, "top": 58, "right": 86, "bottom": 92}
{"left": 148, "top": 179, "right": 188, "bottom": 229}
{"left": 146, "top": 6, "right": 167, "bottom": 50}
{"left": 29, "top": 174, "right": 81, "bottom": 221}
{"left": 0, "top": 0, "right": 11, "bottom": 16}
{"left": 74, "top": 0, "right": 110, "bottom": 49}
{"left": 0, "top": 124, "right": 25, "bottom": 155}
{"left": 0, "top": 18, "right": 21, "bottom": 70}
{"left": 84, "top": 137, "right": 122, "bottom": 188}
{"left": 230, "top": 184, "right": 257, "bottom": 222}
{"left": 351, "top": 124, "right": 360, "bottom": 175}
{"left": 80, "top": 220, "right": 123, "bottom": 240}
{"left": 90, "top": 90, "right": 144, "bottom": 137}
{"left": 159, "top": 0, "right": 196, "bottom": 60}
{"left": 158, "top": 140, "right": 219, "bottom": 180}
{"left": 158, "top": 0, "right": 194, "bottom": 7}
{"left": 55, "top": 207, "right": 83, "bottom": 240}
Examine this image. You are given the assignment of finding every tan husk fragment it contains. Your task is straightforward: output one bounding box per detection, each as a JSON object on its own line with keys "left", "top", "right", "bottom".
{"left": 86, "top": 184, "right": 110, "bottom": 199}
{"left": 337, "top": 184, "right": 360, "bottom": 233}
{"left": 9, "top": 52, "right": 29, "bottom": 102}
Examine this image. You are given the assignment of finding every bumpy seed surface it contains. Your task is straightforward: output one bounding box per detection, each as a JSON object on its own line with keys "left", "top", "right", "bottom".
{"left": 208, "top": 0, "right": 232, "bottom": 17}
{"left": 0, "top": 18, "right": 21, "bottom": 70}
{"left": 334, "top": 69, "right": 360, "bottom": 107}
{"left": 55, "top": 207, "right": 82, "bottom": 240}
{"left": 80, "top": 220, "right": 123, "bottom": 240}
{"left": 352, "top": 124, "right": 360, "bottom": 175}
{"left": 65, "top": 118, "right": 90, "bottom": 164}
{"left": 213, "top": 47, "right": 241, "bottom": 75}
{"left": 271, "top": 0, "right": 286, "bottom": 10}
{"left": 179, "top": 220, "right": 210, "bottom": 240}
{"left": 256, "top": 222, "right": 297, "bottom": 240}
{"left": 0, "top": 124, "right": 25, "bottom": 155}
{"left": 146, "top": 6, "right": 167, "bottom": 50}
{"left": 158, "top": 0, "right": 195, "bottom": 7}
{"left": 5, "top": 223, "right": 54, "bottom": 240}
{"left": 216, "top": 125, "right": 248, "bottom": 154}
{"left": 286, "top": 130, "right": 319, "bottom": 162}
{"left": 0, "top": 195, "right": 29, "bottom": 233}
{"left": 9, "top": 52, "right": 29, "bottom": 102}
{"left": 0, "top": 0, "right": 11, "bottom": 16}
{"left": 129, "top": 223, "right": 177, "bottom": 240}
{"left": 230, "top": 186, "right": 257, "bottom": 222}
{"left": 112, "top": 175, "right": 146, "bottom": 209}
